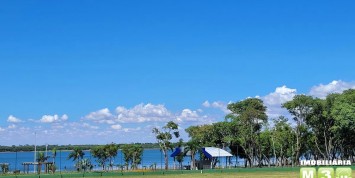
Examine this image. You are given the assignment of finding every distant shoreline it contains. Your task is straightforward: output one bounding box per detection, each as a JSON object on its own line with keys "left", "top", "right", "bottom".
{"left": 0, "top": 143, "right": 161, "bottom": 152}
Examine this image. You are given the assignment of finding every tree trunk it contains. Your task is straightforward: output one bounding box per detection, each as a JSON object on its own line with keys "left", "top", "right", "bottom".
{"left": 191, "top": 151, "right": 195, "bottom": 170}
{"left": 163, "top": 150, "right": 168, "bottom": 170}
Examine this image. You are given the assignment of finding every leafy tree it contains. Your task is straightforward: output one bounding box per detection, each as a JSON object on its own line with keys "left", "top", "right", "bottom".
{"left": 91, "top": 146, "right": 109, "bottom": 170}
{"left": 51, "top": 148, "right": 57, "bottom": 173}
{"left": 282, "top": 95, "right": 314, "bottom": 165}
{"left": 78, "top": 158, "right": 93, "bottom": 172}
{"left": 106, "top": 143, "right": 119, "bottom": 170}
{"left": 184, "top": 139, "right": 199, "bottom": 170}
{"left": 67, "top": 147, "right": 85, "bottom": 171}
{"left": 174, "top": 139, "right": 184, "bottom": 170}
{"left": 152, "top": 121, "right": 179, "bottom": 170}
{"left": 271, "top": 116, "right": 295, "bottom": 167}
{"left": 185, "top": 124, "right": 214, "bottom": 146}
{"left": 121, "top": 144, "right": 143, "bottom": 170}
{"left": 226, "top": 98, "right": 267, "bottom": 167}
{"left": 331, "top": 89, "right": 355, "bottom": 160}
{"left": 259, "top": 126, "right": 273, "bottom": 167}
{"left": 36, "top": 151, "right": 48, "bottom": 174}
{"left": 0, "top": 164, "right": 9, "bottom": 174}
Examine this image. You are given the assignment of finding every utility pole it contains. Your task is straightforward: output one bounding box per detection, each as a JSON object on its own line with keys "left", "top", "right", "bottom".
{"left": 34, "top": 132, "right": 37, "bottom": 173}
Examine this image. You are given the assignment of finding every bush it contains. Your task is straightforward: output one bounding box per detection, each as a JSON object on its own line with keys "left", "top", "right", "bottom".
{"left": 1, "top": 164, "right": 9, "bottom": 174}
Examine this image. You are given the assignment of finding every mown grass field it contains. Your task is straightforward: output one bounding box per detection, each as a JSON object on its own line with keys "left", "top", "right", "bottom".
{"left": 2, "top": 167, "right": 354, "bottom": 178}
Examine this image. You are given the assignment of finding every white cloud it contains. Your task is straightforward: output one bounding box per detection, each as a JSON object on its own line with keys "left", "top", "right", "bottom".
{"left": 85, "top": 108, "right": 113, "bottom": 120}
{"left": 0, "top": 127, "right": 5, "bottom": 131}
{"left": 263, "top": 86, "right": 297, "bottom": 106}
{"left": 83, "top": 123, "right": 99, "bottom": 130}
{"left": 202, "top": 101, "right": 210, "bottom": 107}
{"left": 202, "top": 100, "right": 230, "bottom": 114}
{"left": 309, "top": 80, "right": 355, "bottom": 99}
{"left": 261, "top": 85, "right": 297, "bottom": 118}
{"left": 175, "top": 109, "right": 214, "bottom": 125}
{"left": 8, "top": 124, "right": 17, "bottom": 129}
{"left": 85, "top": 108, "right": 115, "bottom": 124}
{"left": 7, "top": 115, "right": 23, "bottom": 123}
{"left": 39, "top": 114, "right": 69, "bottom": 123}
{"left": 123, "top": 127, "right": 141, "bottom": 133}
{"left": 111, "top": 124, "right": 122, "bottom": 130}
{"left": 115, "top": 103, "right": 173, "bottom": 123}
{"left": 176, "top": 109, "right": 200, "bottom": 122}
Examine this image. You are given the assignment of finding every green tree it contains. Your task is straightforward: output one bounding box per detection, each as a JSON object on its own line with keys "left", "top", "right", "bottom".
{"left": 51, "top": 148, "right": 57, "bottom": 173}
{"left": 91, "top": 146, "right": 109, "bottom": 170}
{"left": 106, "top": 143, "right": 119, "bottom": 170}
{"left": 121, "top": 144, "right": 143, "bottom": 170}
{"left": 271, "top": 116, "right": 295, "bottom": 167}
{"left": 152, "top": 121, "right": 179, "bottom": 170}
{"left": 331, "top": 89, "right": 355, "bottom": 160}
{"left": 259, "top": 126, "right": 273, "bottom": 167}
{"left": 184, "top": 139, "right": 199, "bottom": 170}
{"left": 78, "top": 158, "right": 93, "bottom": 172}
{"left": 282, "top": 95, "right": 314, "bottom": 165}
{"left": 36, "top": 151, "right": 48, "bottom": 174}
{"left": 226, "top": 98, "right": 267, "bottom": 167}
{"left": 174, "top": 139, "right": 184, "bottom": 170}
{"left": 67, "top": 147, "right": 85, "bottom": 171}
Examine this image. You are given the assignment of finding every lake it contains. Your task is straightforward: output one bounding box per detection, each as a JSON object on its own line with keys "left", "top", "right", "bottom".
{"left": 0, "top": 149, "right": 240, "bottom": 172}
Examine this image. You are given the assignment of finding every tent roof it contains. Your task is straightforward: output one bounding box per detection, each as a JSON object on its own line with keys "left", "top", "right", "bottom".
{"left": 170, "top": 147, "right": 182, "bottom": 157}
{"left": 202, "top": 147, "right": 232, "bottom": 158}
{"left": 170, "top": 147, "right": 191, "bottom": 157}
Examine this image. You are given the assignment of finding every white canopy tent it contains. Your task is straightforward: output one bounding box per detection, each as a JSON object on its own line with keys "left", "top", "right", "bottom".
{"left": 202, "top": 147, "right": 233, "bottom": 158}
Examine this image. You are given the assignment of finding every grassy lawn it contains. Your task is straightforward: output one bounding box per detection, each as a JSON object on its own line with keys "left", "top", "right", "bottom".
{"left": 95, "top": 170, "right": 354, "bottom": 178}
{"left": 4, "top": 167, "right": 355, "bottom": 178}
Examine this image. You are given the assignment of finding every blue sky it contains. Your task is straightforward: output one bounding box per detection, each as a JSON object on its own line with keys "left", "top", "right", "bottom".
{"left": 0, "top": 0, "right": 354, "bottom": 146}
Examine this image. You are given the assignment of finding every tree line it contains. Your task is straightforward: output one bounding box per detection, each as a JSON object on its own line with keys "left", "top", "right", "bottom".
{"left": 180, "top": 89, "right": 354, "bottom": 168}
{"left": 0, "top": 143, "right": 160, "bottom": 152}
{"left": 66, "top": 143, "right": 144, "bottom": 172}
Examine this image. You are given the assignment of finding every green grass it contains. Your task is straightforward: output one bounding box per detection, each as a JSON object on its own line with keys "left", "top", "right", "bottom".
{"left": 2, "top": 167, "right": 355, "bottom": 178}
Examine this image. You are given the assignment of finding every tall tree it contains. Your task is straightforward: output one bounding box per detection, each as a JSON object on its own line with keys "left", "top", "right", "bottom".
{"left": 331, "top": 89, "right": 355, "bottom": 160}
{"left": 282, "top": 95, "right": 314, "bottom": 165}
{"left": 272, "top": 116, "right": 295, "bottom": 167}
{"left": 67, "top": 147, "right": 85, "bottom": 171}
{"left": 152, "top": 121, "right": 179, "bottom": 170}
{"left": 36, "top": 151, "right": 48, "bottom": 174}
{"left": 226, "top": 98, "right": 267, "bottom": 167}
{"left": 106, "top": 143, "right": 119, "bottom": 170}
{"left": 91, "top": 145, "right": 109, "bottom": 170}
{"left": 121, "top": 144, "right": 143, "bottom": 170}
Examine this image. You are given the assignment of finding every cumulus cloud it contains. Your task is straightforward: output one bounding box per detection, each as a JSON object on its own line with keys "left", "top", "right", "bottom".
{"left": 39, "top": 114, "right": 68, "bottom": 123}
{"left": 115, "top": 103, "right": 173, "bottom": 123}
{"left": 175, "top": 109, "right": 215, "bottom": 125}
{"left": 111, "top": 124, "right": 122, "bottom": 130}
{"left": 176, "top": 109, "right": 200, "bottom": 122}
{"left": 261, "top": 85, "right": 297, "bottom": 118}
{"left": 7, "top": 115, "right": 23, "bottom": 123}
{"left": 309, "top": 80, "right": 355, "bottom": 99}
{"left": 202, "top": 101, "right": 230, "bottom": 114}
{"left": 85, "top": 108, "right": 115, "bottom": 124}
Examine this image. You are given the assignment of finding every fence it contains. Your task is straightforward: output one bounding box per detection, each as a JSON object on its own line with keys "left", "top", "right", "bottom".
{"left": 0, "top": 149, "right": 243, "bottom": 174}
{"left": 0, "top": 166, "right": 305, "bottom": 178}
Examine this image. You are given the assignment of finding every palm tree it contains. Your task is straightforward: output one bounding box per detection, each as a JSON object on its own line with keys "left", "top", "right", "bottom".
{"left": 185, "top": 140, "right": 200, "bottom": 170}
{"left": 106, "top": 143, "right": 119, "bottom": 170}
{"left": 51, "top": 148, "right": 57, "bottom": 173}
{"left": 67, "top": 147, "right": 85, "bottom": 171}
{"left": 36, "top": 151, "right": 48, "bottom": 174}
{"left": 52, "top": 148, "right": 57, "bottom": 164}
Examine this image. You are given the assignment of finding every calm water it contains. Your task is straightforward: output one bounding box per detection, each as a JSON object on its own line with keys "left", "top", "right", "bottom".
{"left": 0, "top": 149, "right": 239, "bottom": 172}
